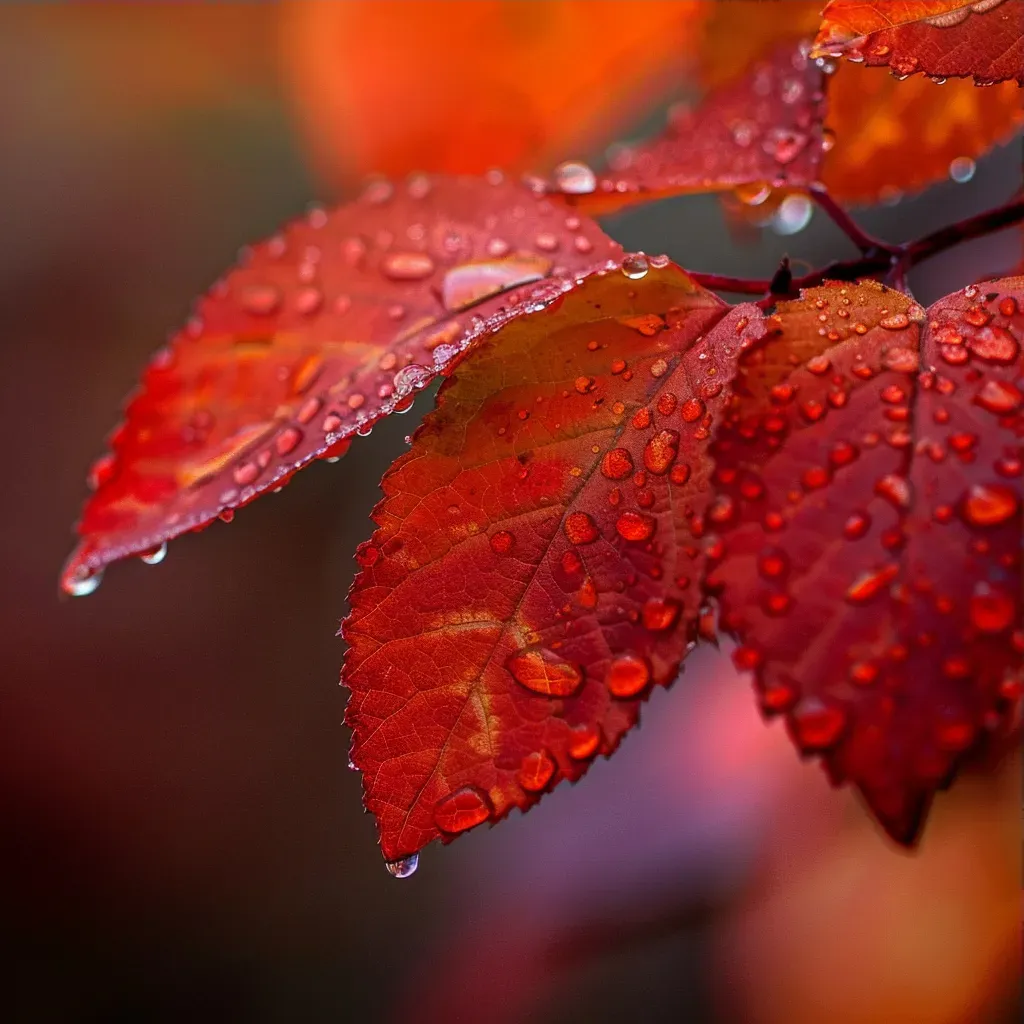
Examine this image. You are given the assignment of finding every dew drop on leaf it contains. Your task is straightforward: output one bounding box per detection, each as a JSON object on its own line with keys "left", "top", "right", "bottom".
{"left": 607, "top": 653, "right": 652, "bottom": 698}
{"left": 621, "top": 254, "right": 650, "bottom": 280}
{"left": 506, "top": 647, "right": 585, "bottom": 697}
{"left": 433, "top": 786, "right": 492, "bottom": 834}
{"left": 960, "top": 483, "right": 1019, "bottom": 526}
{"left": 517, "top": 750, "right": 556, "bottom": 793}
{"left": 553, "top": 160, "right": 597, "bottom": 195}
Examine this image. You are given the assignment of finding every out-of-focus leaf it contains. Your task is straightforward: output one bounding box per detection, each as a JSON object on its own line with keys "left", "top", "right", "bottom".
{"left": 63, "top": 174, "right": 621, "bottom": 594}
{"left": 814, "top": 0, "right": 1024, "bottom": 84}
{"left": 281, "top": 0, "right": 707, "bottom": 188}
{"left": 708, "top": 279, "right": 1023, "bottom": 845}
{"left": 553, "top": 42, "right": 828, "bottom": 216}
{"left": 342, "top": 263, "right": 763, "bottom": 862}
{"left": 699, "top": 1, "right": 1023, "bottom": 205}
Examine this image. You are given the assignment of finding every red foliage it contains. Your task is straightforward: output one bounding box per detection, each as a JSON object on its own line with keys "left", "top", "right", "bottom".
{"left": 342, "top": 264, "right": 758, "bottom": 862}
{"left": 63, "top": 1, "right": 1024, "bottom": 866}
{"left": 556, "top": 41, "right": 828, "bottom": 216}
{"left": 815, "top": 0, "right": 1024, "bottom": 84}
{"left": 708, "top": 280, "right": 1023, "bottom": 843}
{"left": 62, "top": 175, "right": 620, "bottom": 593}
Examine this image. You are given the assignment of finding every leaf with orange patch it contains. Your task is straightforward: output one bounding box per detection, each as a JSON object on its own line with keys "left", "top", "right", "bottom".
{"left": 707, "top": 279, "right": 1023, "bottom": 845}
{"left": 553, "top": 41, "right": 829, "bottom": 216}
{"left": 698, "top": 1, "right": 1023, "bottom": 205}
{"left": 342, "top": 263, "right": 764, "bottom": 862}
{"left": 814, "top": 0, "right": 1024, "bottom": 84}
{"left": 62, "top": 174, "right": 622, "bottom": 595}
{"left": 281, "top": 0, "right": 707, "bottom": 188}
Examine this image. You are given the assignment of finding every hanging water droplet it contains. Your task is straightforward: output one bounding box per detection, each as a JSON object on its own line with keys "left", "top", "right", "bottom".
{"left": 64, "top": 566, "right": 104, "bottom": 597}
{"left": 948, "top": 156, "right": 976, "bottom": 184}
{"left": 384, "top": 853, "right": 419, "bottom": 879}
{"left": 772, "top": 194, "right": 813, "bottom": 236}
{"left": 140, "top": 542, "right": 167, "bottom": 566}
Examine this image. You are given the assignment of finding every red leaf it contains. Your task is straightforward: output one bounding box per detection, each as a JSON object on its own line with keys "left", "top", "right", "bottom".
{"left": 814, "top": 0, "right": 1024, "bottom": 84}
{"left": 342, "top": 261, "right": 762, "bottom": 862}
{"left": 62, "top": 174, "right": 622, "bottom": 595}
{"left": 553, "top": 41, "right": 829, "bottom": 216}
{"left": 708, "top": 279, "right": 1023, "bottom": 845}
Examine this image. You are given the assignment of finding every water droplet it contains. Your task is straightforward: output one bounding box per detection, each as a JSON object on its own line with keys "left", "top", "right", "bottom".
{"left": 772, "top": 194, "right": 813, "bottom": 235}
{"left": 615, "top": 511, "right": 656, "bottom": 542}
{"left": 433, "top": 786, "right": 492, "bottom": 834}
{"left": 64, "top": 565, "right": 104, "bottom": 597}
{"left": 607, "top": 653, "right": 652, "bottom": 698}
{"left": 567, "top": 724, "right": 600, "bottom": 760}
{"left": 140, "top": 542, "right": 167, "bottom": 565}
{"left": 554, "top": 160, "right": 597, "bottom": 195}
{"left": 275, "top": 426, "right": 303, "bottom": 456}
{"left": 790, "top": 698, "right": 846, "bottom": 751}
{"left": 680, "top": 397, "right": 705, "bottom": 423}
{"left": 758, "top": 548, "right": 790, "bottom": 579}
{"left": 961, "top": 483, "right": 1019, "bottom": 526}
{"left": 381, "top": 251, "right": 435, "bottom": 281}
{"left": 234, "top": 461, "right": 259, "bottom": 486}
{"left": 518, "top": 750, "right": 556, "bottom": 792}
{"left": 948, "top": 157, "right": 976, "bottom": 183}
{"left": 384, "top": 854, "right": 419, "bottom": 878}
{"left": 970, "top": 325, "right": 1020, "bottom": 364}
{"left": 295, "top": 287, "right": 323, "bottom": 316}
{"left": 643, "top": 430, "right": 679, "bottom": 474}
{"left": 393, "top": 363, "right": 432, "bottom": 396}
{"left": 564, "top": 511, "right": 600, "bottom": 545}
{"left": 642, "top": 597, "right": 681, "bottom": 632}
{"left": 763, "top": 128, "right": 808, "bottom": 164}
{"left": 601, "top": 448, "right": 634, "bottom": 480}
{"left": 875, "top": 474, "right": 912, "bottom": 509}
{"left": 239, "top": 283, "right": 282, "bottom": 315}
{"left": 736, "top": 182, "right": 772, "bottom": 206}
{"left": 534, "top": 231, "right": 559, "bottom": 252}
{"left": 621, "top": 254, "right": 649, "bottom": 280}
{"left": 879, "top": 312, "right": 910, "bottom": 330}
{"left": 441, "top": 256, "right": 550, "bottom": 312}
{"left": 970, "top": 582, "right": 1016, "bottom": 633}
{"left": 490, "top": 530, "right": 515, "bottom": 555}
{"left": 846, "top": 564, "right": 898, "bottom": 604}
{"left": 507, "top": 647, "right": 584, "bottom": 696}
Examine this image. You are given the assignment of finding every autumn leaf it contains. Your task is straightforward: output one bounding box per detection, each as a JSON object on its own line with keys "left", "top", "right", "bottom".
{"left": 699, "top": 1, "right": 1023, "bottom": 204}
{"left": 707, "top": 279, "right": 1023, "bottom": 845}
{"left": 281, "top": 0, "right": 707, "bottom": 188}
{"left": 342, "top": 262, "right": 763, "bottom": 863}
{"left": 813, "top": 0, "right": 1024, "bottom": 84}
{"left": 62, "top": 174, "right": 622, "bottom": 595}
{"left": 553, "top": 41, "right": 829, "bottom": 216}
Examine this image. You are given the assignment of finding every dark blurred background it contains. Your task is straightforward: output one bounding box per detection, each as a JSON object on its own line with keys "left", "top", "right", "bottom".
{"left": 1, "top": 5, "right": 1020, "bottom": 1023}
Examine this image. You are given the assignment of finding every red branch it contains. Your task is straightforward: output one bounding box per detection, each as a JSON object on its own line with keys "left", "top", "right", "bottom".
{"left": 689, "top": 194, "right": 1024, "bottom": 300}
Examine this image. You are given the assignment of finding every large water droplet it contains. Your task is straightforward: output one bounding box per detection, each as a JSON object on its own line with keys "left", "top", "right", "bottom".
{"left": 517, "top": 749, "right": 556, "bottom": 792}
{"left": 961, "top": 483, "right": 1019, "bottom": 526}
{"left": 433, "top": 786, "right": 492, "bottom": 834}
{"left": 969, "top": 325, "right": 1020, "bottom": 364}
{"left": 615, "top": 511, "right": 656, "bottom": 542}
{"left": 393, "top": 363, "right": 432, "bottom": 395}
{"left": 601, "top": 448, "right": 634, "bottom": 480}
{"left": 621, "top": 254, "right": 649, "bottom": 280}
{"left": 554, "top": 160, "right": 597, "bottom": 195}
{"left": 607, "top": 653, "right": 652, "bottom": 697}
{"left": 507, "top": 647, "right": 585, "bottom": 696}
{"left": 974, "top": 379, "right": 1022, "bottom": 415}
{"left": 970, "top": 582, "right": 1016, "bottom": 633}
{"left": 642, "top": 597, "right": 681, "bottom": 632}
{"left": 441, "top": 256, "right": 550, "bottom": 312}
{"left": 643, "top": 429, "right": 679, "bottom": 475}
{"left": 384, "top": 854, "right": 419, "bottom": 878}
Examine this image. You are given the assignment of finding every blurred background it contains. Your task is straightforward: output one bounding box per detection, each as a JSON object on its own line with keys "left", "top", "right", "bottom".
{"left": 1, "top": 4, "right": 1020, "bottom": 1022}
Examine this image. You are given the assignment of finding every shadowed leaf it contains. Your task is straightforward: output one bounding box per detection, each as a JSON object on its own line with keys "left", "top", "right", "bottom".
{"left": 708, "top": 279, "right": 1023, "bottom": 844}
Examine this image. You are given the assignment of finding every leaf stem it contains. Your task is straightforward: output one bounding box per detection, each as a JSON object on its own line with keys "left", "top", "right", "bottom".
{"left": 689, "top": 194, "right": 1024, "bottom": 301}
{"left": 809, "top": 186, "right": 893, "bottom": 256}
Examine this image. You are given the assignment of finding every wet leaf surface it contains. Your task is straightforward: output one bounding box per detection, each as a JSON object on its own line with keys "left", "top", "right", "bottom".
{"left": 63, "top": 174, "right": 621, "bottom": 594}
{"left": 708, "top": 279, "right": 1023, "bottom": 844}
{"left": 814, "top": 0, "right": 1024, "bottom": 84}
{"left": 342, "top": 263, "right": 761, "bottom": 860}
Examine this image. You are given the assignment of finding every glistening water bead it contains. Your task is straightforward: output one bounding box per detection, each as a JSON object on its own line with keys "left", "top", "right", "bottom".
{"left": 384, "top": 854, "right": 419, "bottom": 879}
